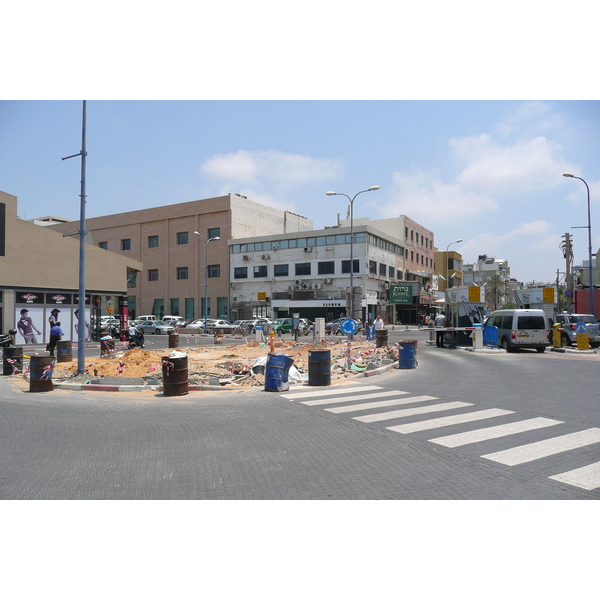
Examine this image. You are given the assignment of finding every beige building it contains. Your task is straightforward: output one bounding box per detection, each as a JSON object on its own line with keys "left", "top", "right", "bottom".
{"left": 434, "top": 247, "right": 464, "bottom": 293}
{"left": 47, "top": 194, "right": 313, "bottom": 321}
{"left": 0, "top": 190, "right": 142, "bottom": 344}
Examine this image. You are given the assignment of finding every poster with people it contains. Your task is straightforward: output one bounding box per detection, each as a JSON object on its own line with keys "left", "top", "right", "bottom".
{"left": 15, "top": 307, "right": 44, "bottom": 345}
{"left": 73, "top": 308, "right": 91, "bottom": 342}
{"left": 45, "top": 308, "right": 72, "bottom": 345}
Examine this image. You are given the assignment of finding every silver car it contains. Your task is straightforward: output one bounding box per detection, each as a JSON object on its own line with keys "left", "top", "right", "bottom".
{"left": 555, "top": 313, "right": 600, "bottom": 347}
{"left": 137, "top": 320, "right": 175, "bottom": 335}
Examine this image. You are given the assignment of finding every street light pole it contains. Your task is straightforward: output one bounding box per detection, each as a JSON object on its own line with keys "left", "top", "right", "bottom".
{"left": 445, "top": 239, "right": 463, "bottom": 292}
{"left": 194, "top": 232, "right": 220, "bottom": 334}
{"left": 326, "top": 186, "right": 379, "bottom": 324}
{"left": 563, "top": 173, "right": 594, "bottom": 316}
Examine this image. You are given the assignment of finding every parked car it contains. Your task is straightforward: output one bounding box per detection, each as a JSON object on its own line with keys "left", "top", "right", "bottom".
{"left": 187, "top": 319, "right": 217, "bottom": 330}
{"left": 137, "top": 320, "right": 175, "bottom": 335}
{"left": 162, "top": 316, "right": 183, "bottom": 325}
{"left": 272, "top": 318, "right": 293, "bottom": 334}
{"left": 555, "top": 313, "right": 600, "bottom": 347}
{"left": 484, "top": 309, "right": 550, "bottom": 352}
{"left": 241, "top": 319, "right": 272, "bottom": 334}
{"left": 325, "top": 318, "right": 344, "bottom": 334}
{"left": 207, "top": 319, "right": 237, "bottom": 333}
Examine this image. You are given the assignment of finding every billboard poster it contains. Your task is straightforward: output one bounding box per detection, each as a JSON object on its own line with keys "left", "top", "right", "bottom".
{"left": 73, "top": 308, "right": 91, "bottom": 342}
{"left": 15, "top": 306, "right": 44, "bottom": 345}
{"left": 390, "top": 283, "right": 414, "bottom": 304}
{"left": 44, "top": 307, "right": 72, "bottom": 344}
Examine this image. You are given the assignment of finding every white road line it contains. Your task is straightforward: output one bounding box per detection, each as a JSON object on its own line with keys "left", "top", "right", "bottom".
{"left": 326, "top": 395, "right": 436, "bottom": 414}
{"left": 280, "top": 385, "right": 382, "bottom": 400}
{"left": 549, "top": 462, "right": 600, "bottom": 491}
{"left": 481, "top": 428, "right": 600, "bottom": 466}
{"left": 426, "top": 416, "right": 562, "bottom": 446}
{"left": 353, "top": 401, "right": 472, "bottom": 423}
{"left": 387, "top": 408, "right": 514, "bottom": 435}
{"left": 302, "top": 390, "right": 408, "bottom": 407}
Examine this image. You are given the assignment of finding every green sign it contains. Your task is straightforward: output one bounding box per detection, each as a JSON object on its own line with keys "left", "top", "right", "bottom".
{"left": 390, "top": 284, "right": 414, "bottom": 304}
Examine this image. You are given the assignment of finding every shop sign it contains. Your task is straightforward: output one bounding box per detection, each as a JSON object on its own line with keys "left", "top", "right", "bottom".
{"left": 390, "top": 284, "right": 414, "bottom": 304}
{"left": 16, "top": 291, "right": 44, "bottom": 304}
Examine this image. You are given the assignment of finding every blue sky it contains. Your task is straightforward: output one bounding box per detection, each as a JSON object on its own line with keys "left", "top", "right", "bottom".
{"left": 2, "top": 100, "right": 598, "bottom": 285}
{"left": 2, "top": 4, "right": 599, "bottom": 287}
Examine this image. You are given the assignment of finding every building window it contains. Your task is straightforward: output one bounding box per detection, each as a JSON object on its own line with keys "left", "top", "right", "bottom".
{"left": 208, "top": 264, "right": 220, "bottom": 278}
{"left": 254, "top": 265, "right": 267, "bottom": 278}
{"left": 379, "top": 263, "right": 387, "bottom": 276}
{"left": 411, "top": 251, "right": 414, "bottom": 262}
{"left": 208, "top": 227, "right": 221, "bottom": 239}
{"left": 389, "top": 266, "right": 395, "bottom": 278}
{"left": 148, "top": 235, "right": 159, "bottom": 248}
{"left": 177, "top": 232, "right": 188, "bottom": 245}
{"left": 369, "top": 260, "right": 377, "bottom": 274}
{"left": 295, "top": 263, "right": 311, "bottom": 276}
{"left": 99, "top": 242, "right": 108, "bottom": 250}
{"left": 234, "top": 267, "right": 248, "bottom": 279}
{"left": 170, "top": 298, "right": 180, "bottom": 316}
{"left": 185, "top": 298, "right": 195, "bottom": 321}
{"left": 177, "top": 267, "right": 188, "bottom": 280}
{"left": 274, "top": 264, "right": 289, "bottom": 277}
{"left": 342, "top": 259, "right": 359, "bottom": 274}
{"left": 148, "top": 269, "right": 159, "bottom": 281}
{"left": 121, "top": 238, "right": 131, "bottom": 251}
{"left": 318, "top": 261, "right": 335, "bottom": 275}
{"left": 396, "top": 269, "right": 403, "bottom": 279}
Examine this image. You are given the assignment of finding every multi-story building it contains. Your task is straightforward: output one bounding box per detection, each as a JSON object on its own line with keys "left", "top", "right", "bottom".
{"left": 229, "top": 223, "right": 406, "bottom": 324}
{"left": 47, "top": 194, "right": 313, "bottom": 321}
{"left": 434, "top": 247, "right": 464, "bottom": 293}
{"left": 463, "top": 254, "right": 511, "bottom": 310}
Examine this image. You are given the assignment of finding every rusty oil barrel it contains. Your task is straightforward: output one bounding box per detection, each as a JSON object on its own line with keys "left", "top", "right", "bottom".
{"left": 56, "top": 340, "right": 72, "bottom": 362}
{"left": 308, "top": 349, "right": 331, "bottom": 386}
{"left": 29, "top": 355, "right": 55, "bottom": 392}
{"left": 162, "top": 355, "right": 188, "bottom": 396}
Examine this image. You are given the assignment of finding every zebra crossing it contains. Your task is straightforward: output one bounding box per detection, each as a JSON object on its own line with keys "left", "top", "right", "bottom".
{"left": 281, "top": 384, "right": 600, "bottom": 492}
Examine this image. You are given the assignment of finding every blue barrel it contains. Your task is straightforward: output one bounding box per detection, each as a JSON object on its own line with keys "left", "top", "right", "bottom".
{"left": 264, "top": 353, "right": 295, "bottom": 392}
{"left": 30, "top": 355, "right": 55, "bottom": 392}
{"left": 398, "top": 339, "right": 417, "bottom": 369}
{"left": 308, "top": 349, "right": 331, "bottom": 386}
{"left": 57, "top": 340, "right": 72, "bottom": 363}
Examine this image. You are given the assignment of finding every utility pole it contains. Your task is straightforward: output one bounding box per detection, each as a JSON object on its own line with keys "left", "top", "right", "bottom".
{"left": 560, "top": 232, "right": 573, "bottom": 312}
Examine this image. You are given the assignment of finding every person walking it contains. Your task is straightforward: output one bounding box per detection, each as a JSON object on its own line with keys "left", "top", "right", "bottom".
{"left": 47, "top": 321, "right": 64, "bottom": 357}
{"left": 435, "top": 311, "right": 447, "bottom": 348}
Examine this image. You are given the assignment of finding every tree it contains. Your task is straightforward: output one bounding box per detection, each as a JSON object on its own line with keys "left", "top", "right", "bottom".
{"left": 484, "top": 274, "right": 512, "bottom": 310}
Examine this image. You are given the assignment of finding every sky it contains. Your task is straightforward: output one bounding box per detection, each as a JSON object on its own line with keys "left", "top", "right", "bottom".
{"left": 2, "top": 99, "right": 598, "bottom": 286}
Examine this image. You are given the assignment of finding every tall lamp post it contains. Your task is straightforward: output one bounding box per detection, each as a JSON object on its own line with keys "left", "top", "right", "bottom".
{"left": 194, "top": 231, "right": 220, "bottom": 333}
{"left": 445, "top": 239, "right": 463, "bottom": 292}
{"left": 326, "top": 186, "right": 379, "bottom": 324}
{"left": 563, "top": 173, "right": 594, "bottom": 316}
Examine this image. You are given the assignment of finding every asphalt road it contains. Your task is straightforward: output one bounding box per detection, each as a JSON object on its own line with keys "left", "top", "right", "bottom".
{"left": 1, "top": 327, "right": 599, "bottom": 500}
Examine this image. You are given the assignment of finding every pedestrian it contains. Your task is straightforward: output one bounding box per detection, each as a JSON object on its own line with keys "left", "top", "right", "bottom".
{"left": 435, "top": 311, "right": 447, "bottom": 348}
{"left": 47, "top": 321, "right": 64, "bottom": 357}
{"left": 374, "top": 315, "right": 384, "bottom": 330}
{"left": 17, "top": 308, "right": 41, "bottom": 344}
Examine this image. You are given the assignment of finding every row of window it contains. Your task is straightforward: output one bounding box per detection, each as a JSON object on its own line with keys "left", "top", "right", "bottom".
{"left": 233, "top": 260, "right": 403, "bottom": 280}
{"left": 98, "top": 228, "right": 221, "bottom": 251}
{"left": 231, "top": 233, "right": 403, "bottom": 256}
{"left": 406, "top": 227, "right": 431, "bottom": 248}
{"left": 147, "top": 264, "right": 221, "bottom": 282}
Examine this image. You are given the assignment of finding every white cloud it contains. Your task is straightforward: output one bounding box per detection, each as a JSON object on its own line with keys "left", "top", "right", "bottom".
{"left": 201, "top": 149, "right": 343, "bottom": 188}
{"left": 496, "top": 101, "right": 564, "bottom": 137}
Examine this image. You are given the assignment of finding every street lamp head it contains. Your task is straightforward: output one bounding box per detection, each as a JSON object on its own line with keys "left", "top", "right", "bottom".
{"left": 209, "top": 236, "right": 220, "bottom": 242}
{"left": 563, "top": 173, "right": 574, "bottom": 178}
{"left": 455, "top": 239, "right": 463, "bottom": 243}
{"left": 326, "top": 191, "right": 337, "bottom": 196}
{"left": 193, "top": 231, "right": 200, "bottom": 235}
{"left": 367, "top": 186, "right": 380, "bottom": 191}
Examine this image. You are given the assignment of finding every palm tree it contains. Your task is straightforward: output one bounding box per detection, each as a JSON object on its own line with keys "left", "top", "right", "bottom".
{"left": 484, "top": 274, "right": 511, "bottom": 310}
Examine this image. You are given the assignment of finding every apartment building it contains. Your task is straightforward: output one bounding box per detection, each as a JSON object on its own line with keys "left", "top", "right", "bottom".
{"left": 47, "top": 194, "right": 313, "bottom": 321}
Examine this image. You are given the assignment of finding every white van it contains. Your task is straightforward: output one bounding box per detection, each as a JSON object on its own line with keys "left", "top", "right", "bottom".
{"left": 136, "top": 315, "right": 157, "bottom": 322}
{"left": 484, "top": 309, "right": 550, "bottom": 352}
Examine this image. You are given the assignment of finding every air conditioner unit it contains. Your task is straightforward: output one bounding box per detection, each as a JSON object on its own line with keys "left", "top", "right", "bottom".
{"left": 303, "top": 247, "right": 312, "bottom": 252}
{"left": 295, "top": 280, "right": 301, "bottom": 285}
{"left": 288, "top": 286, "right": 294, "bottom": 291}
{"left": 261, "top": 254, "right": 270, "bottom": 260}
{"left": 302, "top": 283, "right": 309, "bottom": 289}
{"left": 294, "top": 285, "right": 302, "bottom": 290}
{"left": 243, "top": 255, "right": 250, "bottom": 261}
{"left": 313, "top": 283, "right": 322, "bottom": 289}
{"left": 323, "top": 278, "right": 332, "bottom": 284}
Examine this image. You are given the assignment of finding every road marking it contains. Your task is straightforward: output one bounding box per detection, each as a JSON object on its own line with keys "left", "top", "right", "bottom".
{"left": 387, "top": 408, "right": 514, "bottom": 435}
{"left": 426, "top": 416, "right": 562, "bottom": 446}
{"left": 302, "top": 390, "right": 408, "bottom": 407}
{"left": 326, "top": 395, "right": 436, "bottom": 414}
{"left": 353, "top": 401, "right": 472, "bottom": 423}
{"left": 280, "top": 385, "right": 382, "bottom": 400}
{"left": 549, "top": 462, "right": 600, "bottom": 491}
{"left": 481, "top": 428, "right": 600, "bottom": 466}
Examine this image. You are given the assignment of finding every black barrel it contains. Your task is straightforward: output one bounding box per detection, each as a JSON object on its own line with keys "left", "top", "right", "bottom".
{"left": 398, "top": 339, "right": 418, "bottom": 369}
{"left": 168, "top": 333, "right": 179, "bottom": 348}
{"left": 308, "top": 349, "right": 331, "bottom": 386}
{"left": 3, "top": 346, "right": 23, "bottom": 376}
{"left": 29, "top": 355, "right": 55, "bottom": 392}
{"left": 100, "top": 339, "right": 115, "bottom": 356}
{"left": 56, "top": 340, "right": 72, "bottom": 363}
{"left": 162, "top": 355, "right": 188, "bottom": 396}
{"left": 375, "top": 328, "right": 388, "bottom": 348}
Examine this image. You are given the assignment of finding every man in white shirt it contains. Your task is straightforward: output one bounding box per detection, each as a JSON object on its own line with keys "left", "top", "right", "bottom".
{"left": 435, "top": 311, "right": 447, "bottom": 348}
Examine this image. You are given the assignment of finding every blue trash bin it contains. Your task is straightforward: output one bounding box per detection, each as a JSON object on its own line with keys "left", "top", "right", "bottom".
{"left": 264, "top": 353, "right": 295, "bottom": 392}
{"left": 398, "top": 339, "right": 418, "bottom": 369}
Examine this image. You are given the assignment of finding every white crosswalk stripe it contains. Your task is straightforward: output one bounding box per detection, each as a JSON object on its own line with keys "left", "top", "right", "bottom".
{"left": 326, "top": 395, "right": 436, "bottom": 414}
{"left": 549, "top": 462, "right": 600, "bottom": 491}
{"left": 481, "top": 428, "right": 600, "bottom": 466}
{"left": 388, "top": 408, "right": 515, "bottom": 435}
{"left": 427, "top": 416, "right": 562, "bottom": 447}
{"left": 285, "top": 384, "right": 600, "bottom": 492}
{"left": 354, "top": 401, "right": 472, "bottom": 423}
{"left": 302, "top": 390, "right": 406, "bottom": 407}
